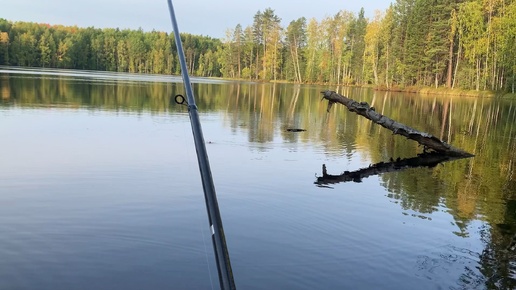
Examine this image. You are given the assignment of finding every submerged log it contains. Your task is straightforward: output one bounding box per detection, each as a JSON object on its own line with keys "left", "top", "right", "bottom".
{"left": 315, "top": 152, "right": 467, "bottom": 186}
{"left": 286, "top": 128, "right": 306, "bottom": 132}
{"left": 321, "top": 90, "right": 474, "bottom": 157}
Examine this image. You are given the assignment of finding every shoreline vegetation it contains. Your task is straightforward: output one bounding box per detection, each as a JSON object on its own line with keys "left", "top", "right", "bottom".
{"left": 2, "top": 64, "right": 512, "bottom": 99}
{"left": 374, "top": 86, "right": 516, "bottom": 98}
{"left": 374, "top": 85, "right": 497, "bottom": 98}
{"left": 1, "top": 0, "right": 515, "bottom": 98}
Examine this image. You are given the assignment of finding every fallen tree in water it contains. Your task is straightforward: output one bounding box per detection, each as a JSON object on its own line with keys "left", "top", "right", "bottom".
{"left": 315, "top": 153, "right": 467, "bottom": 187}
{"left": 321, "top": 90, "right": 474, "bottom": 157}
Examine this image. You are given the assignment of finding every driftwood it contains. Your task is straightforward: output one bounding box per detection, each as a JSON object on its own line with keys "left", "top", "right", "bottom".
{"left": 321, "top": 91, "right": 474, "bottom": 157}
{"left": 315, "top": 153, "right": 467, "bottom": 187}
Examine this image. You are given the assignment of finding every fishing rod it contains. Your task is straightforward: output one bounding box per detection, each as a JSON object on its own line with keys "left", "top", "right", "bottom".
{"left": 166, "top": 1, "right": 236, "bottom": 289}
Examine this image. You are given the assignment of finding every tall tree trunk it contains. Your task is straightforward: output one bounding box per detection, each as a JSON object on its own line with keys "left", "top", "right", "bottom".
{"left": 337, "top": 47, "right": 342, "bottom": 86}
{"left": 476, "top": 58, "right": 481, "bottom": 91}
{"left": 435, "top": 60, "right": 439, "bottom": 88}
{"left": 492, "top": 54, "right": 497, "bottom": 90}
{"left": 237, "top": 47, "right": 241, "bottom": 78}
{"left": 290, "top": 45, "right": 298, "bottom": 82}
{"left": 452, "top": 39, "right": 461, "bottom": 89}
{"left": 290, "top": 36, "right": 300, "bottom": 83}
{"left": 446, "top": 36, "right": 454, "bottom": 88}
{"left": 295, "top": 45, "right": 302, "bottom": 83}
{"left": 373, "top": 61, "right": 379, "bottom": 85}
{"left": 385, "top": 42, "right": 390, "bottom": 88}
{"left": 255, "top": 50, "right": 259, "bottom": 79}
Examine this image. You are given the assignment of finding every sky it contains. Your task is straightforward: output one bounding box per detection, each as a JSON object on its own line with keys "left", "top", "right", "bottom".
{"left": 2, "top": 0, "right": 392, "bottom": 39}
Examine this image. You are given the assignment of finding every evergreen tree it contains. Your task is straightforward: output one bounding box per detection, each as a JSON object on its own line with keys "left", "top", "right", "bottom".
{"left": 349, "top": 8, "right": 367, "bottom": 84}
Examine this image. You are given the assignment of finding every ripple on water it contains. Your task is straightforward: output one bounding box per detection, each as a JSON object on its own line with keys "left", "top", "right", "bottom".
{"left": 0, "top": 185, "right": 218, "bottom": 290}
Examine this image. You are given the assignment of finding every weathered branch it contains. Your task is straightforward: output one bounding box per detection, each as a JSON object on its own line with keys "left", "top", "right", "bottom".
{"left": 315, "top": 153, "right": 467, "bottom": 186}
{"left": 321, "top": 90, "right": 474, "bottom": 157}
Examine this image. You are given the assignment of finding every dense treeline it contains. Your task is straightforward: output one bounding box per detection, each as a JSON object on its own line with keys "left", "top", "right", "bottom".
{"left": 0, "top": 19, "right": 222, "bottom": 77}
{"left": 221, "top": 0, "right": 516, "bottom": 92}
{"left": 1, "top": 0, "right": 516, "bottom": 92}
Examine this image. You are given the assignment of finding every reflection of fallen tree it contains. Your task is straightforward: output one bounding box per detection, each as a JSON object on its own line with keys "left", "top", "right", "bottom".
{"left": 321, "top": 91, "right": 474, "bottom": 157}
{"left": 315, "top": 153, "right": 469, "bottom": 186}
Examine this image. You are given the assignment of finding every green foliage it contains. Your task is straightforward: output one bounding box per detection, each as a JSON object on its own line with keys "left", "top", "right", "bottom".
{"left": 1, "top": 21, "right": 221, "bottom": 77}
{"left": 2, "top": 1, "right": 516, "bottom": 90}
{"left": 349, "top": 8, "right": 367, "bottom": 84}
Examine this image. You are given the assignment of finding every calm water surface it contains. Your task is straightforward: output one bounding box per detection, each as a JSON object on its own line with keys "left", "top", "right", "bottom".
{"left": 0, "top": 67, "right": 515, "bottom": 290}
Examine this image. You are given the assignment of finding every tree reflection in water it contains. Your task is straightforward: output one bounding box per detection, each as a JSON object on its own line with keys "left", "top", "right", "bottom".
{"left": 1, "top": 68, "right": 515, "bottom": 288}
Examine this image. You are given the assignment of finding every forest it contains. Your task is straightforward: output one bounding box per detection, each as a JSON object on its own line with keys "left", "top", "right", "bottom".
{"left": 1, "top": 0, "right": 515, "bottom": 93}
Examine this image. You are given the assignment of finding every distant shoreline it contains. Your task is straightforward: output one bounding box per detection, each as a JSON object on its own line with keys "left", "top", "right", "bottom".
{"left": 3, "top": 65, "right": 514, "bottom": 98}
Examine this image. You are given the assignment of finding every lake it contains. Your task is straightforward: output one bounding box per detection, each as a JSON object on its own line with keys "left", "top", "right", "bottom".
{"left": 0, "top": 67, "right": 515, "bottom": 290}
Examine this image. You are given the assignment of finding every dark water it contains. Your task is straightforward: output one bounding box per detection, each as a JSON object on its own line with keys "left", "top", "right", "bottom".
{"left": 0, "top": 67, "right": 515, "bottom": 290}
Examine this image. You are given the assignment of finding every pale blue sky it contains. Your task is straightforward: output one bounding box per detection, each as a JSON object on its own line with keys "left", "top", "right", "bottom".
{"left": 3, "top": 0, "right": 392, "bottom": 38}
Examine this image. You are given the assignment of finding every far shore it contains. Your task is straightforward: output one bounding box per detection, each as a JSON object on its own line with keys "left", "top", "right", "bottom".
{"left": 4, "top": 65, "right": 515, "bottom": 98}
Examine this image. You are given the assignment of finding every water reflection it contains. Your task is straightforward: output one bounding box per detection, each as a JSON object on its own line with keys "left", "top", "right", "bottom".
{"left": 315, "top": 153, "right": 470, "bottom": 186}
{"left": 1, "top": 67, "right": 515, "bottom": 289}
